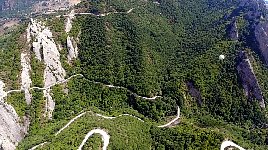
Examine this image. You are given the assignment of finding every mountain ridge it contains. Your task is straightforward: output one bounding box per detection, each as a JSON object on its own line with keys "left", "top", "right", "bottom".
{"left": 1, "top": 0, "right": 268, "bottom": 149}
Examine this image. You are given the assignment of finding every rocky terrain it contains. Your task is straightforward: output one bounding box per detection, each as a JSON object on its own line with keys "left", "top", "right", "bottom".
{"left": 226, "top": 0, "right": 267, "bottom": 108}
{"left": 65, "top": 10, "right": 78, "bottom": 63}
{"left": 237, "top": 51, "right": 265, "bottom": 107}
{"left": 20, "top": 52, "right": 32, "bottom": 104}
{"left": 28, "top": 19, "right": 66, "bottom": 119}
{"left": 255, "top": 21, "right": 268, "bottom": 65}
{"left": 186, "top": 81, "right": 202, "bottom": 106}
{"left": 0, "top": 0, "right": 268, "bottom": 149}
{"left": 227, "top": 18, "right": 239, "bottom": 41}
{"left": 0, "top": 81, "right": 26, "bottom": 150}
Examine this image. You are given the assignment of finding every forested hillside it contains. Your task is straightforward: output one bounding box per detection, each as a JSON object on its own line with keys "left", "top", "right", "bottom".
{"left": 1, "top": 0, "right": 268, "bottom": 149}
{"left": 74, "top": 0, "right": 267, "bottom": 127}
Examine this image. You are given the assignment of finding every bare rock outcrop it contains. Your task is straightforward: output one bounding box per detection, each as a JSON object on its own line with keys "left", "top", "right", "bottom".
{"left": 0, "top": 102, "right": 24, "bottom": 150}
{"left": 65, "top": 10, "right": 78, "bottom": 63}
{"left": 67, "top": 36, "right": 78, "bottom": 62}
{"left": 0, "top": 81, "right": 26, "bottom": 150}
{"left": 65, "top": 10, "right": 75, "bottom": 33}
{"left": 255, "top": 21, "right": 268, "bottom": 65}
{"left": 21, "top": 24, "right": 34, "bottom": 105}
{"left": 0, "top": 81, "right": 7, "bottom": 101}
{"left": 21, "top": 52, "right": 32, "bottom": 104}
{"left": 237, "top": 51, "right": 265, "bottom": 108}
{"left": 227, "top": 18, "right": 239, "bottom": 41}
{"left": 28, "top": 19, "right": 66, "bottom": 119}
{"left": 236, "top": 0, "right": 268, "bottom": 66}
{"left": 186, "top": 81, "right": 202, "bottom": 106}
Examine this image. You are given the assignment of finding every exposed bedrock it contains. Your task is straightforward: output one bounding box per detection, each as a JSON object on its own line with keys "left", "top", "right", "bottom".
{"left": 240, "top": 0, "right": 265, "bottom": 20}
{"left": 254, "top": 21, "right": 268, "bottom": 65}
{"left": 0, "top": 81, "right": 26, "bottom": 150}
{"left": 21, "top": 52, "right": 32, "bottom": 104}
{"left": 227, "top": 18, "right": 239, "bottom": 41}
{"left": 65, "top": 10, "right": 78, "bottom": 63}
{"left": 236, "top": 0, "right": 268, "bottom": 66}
{"left": 186, "top": 81, "right": 202, "bottom": 106}
{"left": 0, "top": 81, "right": 7, "bottom": 101}
{"left": 28, "top": 19, "right": 66, "bottom": 119}
{"left": 67, "top": 36, "right": 78, "bottom": 62}
{"left": 237, "top": 51, "right": 265, "bottom": 108}
{"left": 0, "top": 102, "right": 24, "bottom": 150}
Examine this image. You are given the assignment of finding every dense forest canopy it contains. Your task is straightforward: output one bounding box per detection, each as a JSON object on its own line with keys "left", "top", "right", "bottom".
{"left": 1, "top": 0, "right": 268, "bottom": 149}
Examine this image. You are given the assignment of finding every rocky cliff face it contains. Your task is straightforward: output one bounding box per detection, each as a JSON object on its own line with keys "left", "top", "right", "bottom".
{"left": 186, "top": 81, "right": 202, "bottom": 106}
{"left": 65, "top": 10, "right": 78, "bottom": 63}
{"left": 253, "top": 19, "right": 268, "bottom": 66}
{"left": 0, "top": 81, "right": 26, "bottom": 150}
{"left": 227, "top": 18, "right": 239, "bottom": 40}
{"left": 0, "top": 102, "right": 24, "bottom": 150}
{"left": 239, "top": 0, "right": 268, "bottom": 66}
{"left": 28, "top": 19, "right": 66, "bottom": 119}
{"left": 237, "top": 51, "right": 265, "bottom": 108}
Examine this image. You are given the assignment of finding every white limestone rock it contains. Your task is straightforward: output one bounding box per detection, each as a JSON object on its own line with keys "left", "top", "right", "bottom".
{"left": 21, "top": 53, "right": 32, "bottom": 104}
{"left": 43, "top": 89, "right": 55, "bottom": 119}
{"left": 26, "top": 23, "right": 31, "bottom": 43}
{"left": 65, "top": 10, "right": 79, "bottom": 63}
{"left": 65, "top": 10, "right": 75, "bottom": 33}
{"left": 29, "top": 19, "right": 66, "bottom": 119}
{"left": 67, "top": 36, "right": 78, "bottom": 62}
{"left": 0, "top": 81, "right": 25, "bottom": 150}
{"left": 0, "top": 102, "right": 24, "bottom": 150}
{"left": 0, "top": 81, "right": 7, "bottom": 102}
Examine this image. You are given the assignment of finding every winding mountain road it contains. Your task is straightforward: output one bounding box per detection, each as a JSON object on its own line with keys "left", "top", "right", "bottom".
{"left": 220, "top": 141, "right": 245, "bottom": 150}
{"left": 6, "top": 74, "right": 161, "bottom": 101}
{"left": 29, "top": 142, "right": 48, "bottom": 150}
{"left": 158, "top": 106, "right": 180, "bottom": 128}
{"left": 96, "top": 113, "right": 144, "bottom": 122}
{"left": 44, "top": 107, "right": 246, "bottom": 150}
{"left": 77, "top": 129, "right": 110, "bottom": 150}
{"left": 5, "top": 74, "right": 84, "bottom": 95}
{"left": 66, "top": 8, "right": 135, "bottom": 18}
{"left": 14, "top": 5, "right": 246, "bottom": 150}
{"left": 55, "top": 112, "right": 87, "bottom": 136}
{"left": 53, "top": 106, "right": 180, "bottom": 150}
{"left": 55, "top": 111, "right": 144, "bottom": 137}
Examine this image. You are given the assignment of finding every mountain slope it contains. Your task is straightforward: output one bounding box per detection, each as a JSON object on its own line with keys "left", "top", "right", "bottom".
{"left": 1, "top": 0, "right": 268, "bottom": 149}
